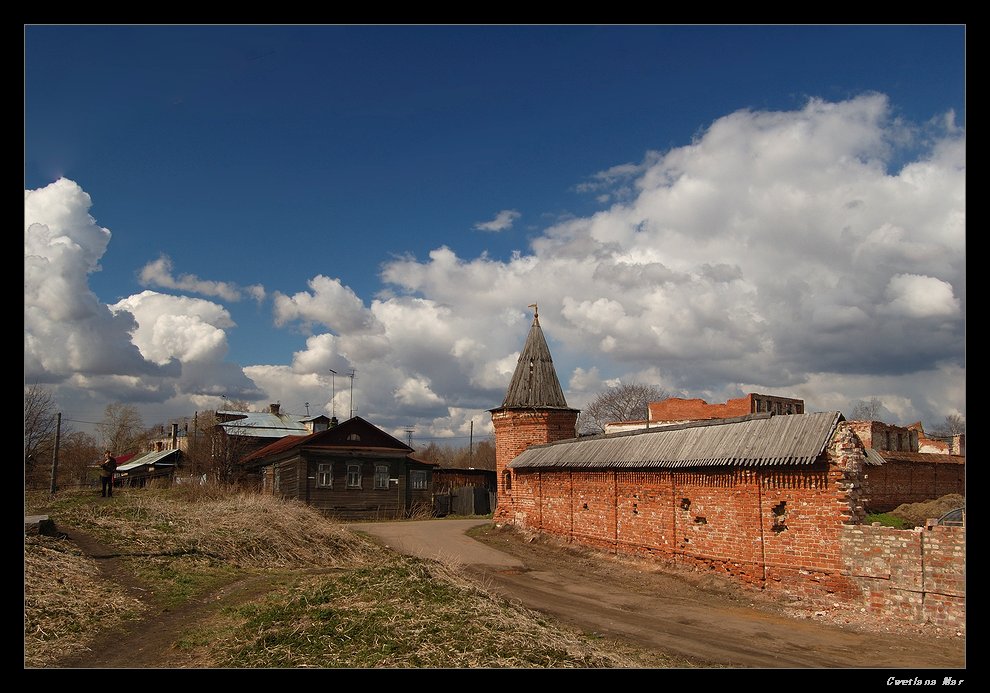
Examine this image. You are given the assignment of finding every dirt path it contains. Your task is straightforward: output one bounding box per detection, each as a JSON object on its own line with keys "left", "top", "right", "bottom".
{"left": 362, "top": 520, "right": 967, "bottom": 670}
{"left": 51, "top": 521, "right": 966, "bottom": 670}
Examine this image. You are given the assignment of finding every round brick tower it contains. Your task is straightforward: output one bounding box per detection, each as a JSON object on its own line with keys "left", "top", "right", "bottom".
{"left": 490, "top": 305, "right": 579, "bottom": 524}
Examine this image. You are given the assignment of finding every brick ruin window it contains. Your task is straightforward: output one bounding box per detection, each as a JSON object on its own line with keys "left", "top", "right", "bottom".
{"left": 502, "top": 470, "right": 512, "bottom": 493}
{"left": 772, "top": 501, "right": 787, "bottom": 533}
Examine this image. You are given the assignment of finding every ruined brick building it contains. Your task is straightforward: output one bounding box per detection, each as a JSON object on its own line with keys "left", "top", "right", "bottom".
{"left": 490, "top": 310, "right": 965, "bottom": 628}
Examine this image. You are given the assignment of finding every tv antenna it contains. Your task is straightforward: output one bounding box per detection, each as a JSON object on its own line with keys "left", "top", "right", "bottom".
{"left": 329, "top": 369, "right": 337, "bottom": 417}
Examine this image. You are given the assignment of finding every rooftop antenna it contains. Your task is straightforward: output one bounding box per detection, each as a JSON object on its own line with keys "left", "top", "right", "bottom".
{"left": 304, "top": 402, "right": 310, "bottom": 416}
{"left": 349, "top": 369, "right": 356, "bottom": 419}
{"left": 405, "top": 427, "right": 414, "bottom": 446}
{"left": 329, "top": 369, "right": 337, "bottom": 417}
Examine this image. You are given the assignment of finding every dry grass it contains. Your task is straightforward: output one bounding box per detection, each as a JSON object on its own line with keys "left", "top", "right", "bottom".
{"left": 889, "top": 494, "right": 965, "bottom": 528}
{"left": 25, "top": 487, "right": 686, "bottom": 669}
{"left": 24, "top": 533, "right": 147, "bottom": 668}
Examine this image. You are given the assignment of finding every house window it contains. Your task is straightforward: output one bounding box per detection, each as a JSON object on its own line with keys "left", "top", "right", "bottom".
{"left": 347, "top": 463, "right": 362, "bottom": 489}
{"left": 318, "top": 463, "right": 333, "bottom": 488}
{"left": 411, "top": 470, "right": 428, "bottom": 490}
{"left": 375, "top": 464, "right": 389, "bottom": 489}
{"left": 347, "top": 433, "right": 361, "bottom": 442}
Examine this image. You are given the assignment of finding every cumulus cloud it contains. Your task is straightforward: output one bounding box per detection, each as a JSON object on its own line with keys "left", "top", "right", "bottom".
{"left": 25, "top": 179, "right": 177, "bottom": 383}
{"left": 474, "top": 209, "right": 521, "bottom": 232}
{"left": 25, "top": 178, "right": 263, "bottom": 414}
{"left": 373, "top": 94, "right": 964, "bottom": 429}
{"left": 110, "top": 291, "right": 236, "bottom": 365}
{"left": 272, "top": 275, "right": 377, "bottom": 333}
{"left": 884, "top": 273, "right": 960, "bottom": 318}
{"left": 139, "top": 254, "right": 266, "bottom": 303}
{"left": 27, "top": 94, "right": 965, "bottom": 438}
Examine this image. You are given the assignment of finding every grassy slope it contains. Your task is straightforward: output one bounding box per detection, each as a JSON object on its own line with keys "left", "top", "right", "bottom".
{"left": 25, "top": 486, "right": 690, "bottom": 669}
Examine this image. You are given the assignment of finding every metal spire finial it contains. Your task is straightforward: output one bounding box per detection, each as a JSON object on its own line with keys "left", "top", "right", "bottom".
{"left": 528, "top": 303, "right": 538, "bottom": 319}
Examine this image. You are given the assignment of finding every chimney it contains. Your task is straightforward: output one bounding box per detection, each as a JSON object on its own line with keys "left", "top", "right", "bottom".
{"left": 170, "top": 423, "right": 179, "bottom": 450}
{"left": 330, "top": 416, "right": 339, "bottom": 428}
{"left": 270, "top": 403, "right": 280, "bottom": 415}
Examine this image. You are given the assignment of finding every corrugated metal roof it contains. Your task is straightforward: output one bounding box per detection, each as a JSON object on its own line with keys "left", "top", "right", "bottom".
{"left": 217, "top": 411, "right": 311, "bottom": 439}
{"left": 863, "top": 447, "right": 886, "bottom": 467}
{"left": 116, "top": 448, "right": 180, "bottom": 471}
{"left": 509, "top": 411, "right": 843, "bottom": 470}
{"left": 217, "top": 411, "right": 310, "bottom": 434}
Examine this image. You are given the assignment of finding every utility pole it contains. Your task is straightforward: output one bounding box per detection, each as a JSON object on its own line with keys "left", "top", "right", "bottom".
{"left": 469, "top": 420, "right": 474, "bottom": 461}
{"left": 405, "top": 428, "right": 414, "bottom": 447}
{"left": 49, "top": 412, "right": 61, "bottom": 495}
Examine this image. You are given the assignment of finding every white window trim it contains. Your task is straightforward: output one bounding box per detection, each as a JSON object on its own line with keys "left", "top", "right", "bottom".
{"left": 347, "top": 462, "right": 362, "bottom": 489}
{"left": 317, "top": 463, "right": 333, "bottom": 488}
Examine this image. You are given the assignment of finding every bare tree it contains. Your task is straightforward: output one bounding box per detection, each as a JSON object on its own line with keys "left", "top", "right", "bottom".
{"left": 578, "top": 383, "right": 669, "bottom": 435}
{"left": 24, "top": 384, "right": 61, "bottom": 487}
{"left": 57, "top": 431, "right": 100, "bottom": 487}
{"left": 851, "top": 397, "right": 884, "bottom": 420}
{"left": 929, "top": 414, "right": 966, "bottom": 438}
{"left": 96, "top": 403, "right": 146, "bottom": 456}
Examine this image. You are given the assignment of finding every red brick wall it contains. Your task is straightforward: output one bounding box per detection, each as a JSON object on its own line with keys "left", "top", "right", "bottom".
{"left": 647, "top": 394, "right": 804, "bottom": 423}
{"left": 847, "top": 420, "right": 918, "bottom": 451}
{"left": 864, "top": 461, "right": 966, "bottom": 512}
{"left": 492, "top": 408, "right": 577, "bottom": 523}
{"left": 647, "top": 395, "right": 754, "bottom": 422}
{"left": 493, "top": 417, "right": 965, "bottom": 625}
{"left": 495, "top": 422, "right": 875, "bottom": 604}
{"left": 840, "top": 524, "right": 965, "bottom": 628}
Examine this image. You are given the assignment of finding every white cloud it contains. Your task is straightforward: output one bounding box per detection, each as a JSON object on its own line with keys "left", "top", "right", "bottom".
{"left": 272, "top": 275, "right": 377, "bottom": 333}
{"left": 474, "top": 209, "right": 521, "bottom": 232}
{"left": 27, "top": 94, "right": 965, "bottom": 438}
{"left": 372, "top": 94, "right": 964, "bottom": 429}
{"left": 109, "top": 290, "right": 236, "bottom": 365}
{"left": 884, "top": 274, "right": 960, "bottom": 319}
{"left": 138, "top": 254, "right": 266, "bottom": 303}
{"left": 25, "top": 179, "right": 264, "bottom": 416}
{"left": 24, "top": 179, "right": 175, "bottom": 382}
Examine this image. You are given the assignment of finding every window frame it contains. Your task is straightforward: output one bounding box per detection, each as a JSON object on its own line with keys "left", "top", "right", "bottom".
{"left": 346, "top": 462, "right": 362, "bottom": 489}
{"left": 374, "top": 464, "right": 389, "bottom": 490}
{"left": 317, "top": 462, "right": 333, "bottom": 488}
{"left": 411, "top": 469, "right": 429, "bottom": 490}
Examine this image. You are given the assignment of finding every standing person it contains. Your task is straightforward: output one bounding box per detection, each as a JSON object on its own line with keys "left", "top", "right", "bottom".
{"left": 100, "top": 450, "right": 117, "bottom": 497}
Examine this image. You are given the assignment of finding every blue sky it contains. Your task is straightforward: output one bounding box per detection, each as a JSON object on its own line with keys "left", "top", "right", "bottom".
{"left": 25, "top": 25, "right": 966, "bottom": 444}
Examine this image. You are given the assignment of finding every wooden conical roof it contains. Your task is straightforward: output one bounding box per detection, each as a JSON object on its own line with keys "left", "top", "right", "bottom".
{"left": 499, "top": 313, "right": 573, "bottom": 410}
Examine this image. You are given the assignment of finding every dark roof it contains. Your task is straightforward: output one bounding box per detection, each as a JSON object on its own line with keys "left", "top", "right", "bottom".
{"left": 497, "top": 313, "right": 574, "bottom": 410}
{"left": 241, "top": 416, "right": 417, "bottom": 466}
{"left": 509, "top": 411, "right": 843, "bottom": 470}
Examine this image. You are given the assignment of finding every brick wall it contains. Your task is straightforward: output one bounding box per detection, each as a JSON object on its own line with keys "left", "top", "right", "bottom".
{"left": 846, "top": 420, "right": 918, "bottom": 452}
{"left": 840, "top": 524, "right": 965, "bottom": 628}
{"left": 864, "top": 460, "right": 966, "bottom": 512}
{"left": 647, "top": 393, "right": 803, "bottom": 423}
{"left": 492, "top": 407, "right": 578, "bottom": 523}
{"left": 647, "top": 396, "right": 754, "bottom": 422}
{"left": 493, "top": 418, "right": 965, "bottom": 626}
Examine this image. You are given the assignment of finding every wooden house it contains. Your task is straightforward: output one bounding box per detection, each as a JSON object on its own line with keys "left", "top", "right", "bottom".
{"left": 241, "top": 416, "right": 438, "bottom": 520}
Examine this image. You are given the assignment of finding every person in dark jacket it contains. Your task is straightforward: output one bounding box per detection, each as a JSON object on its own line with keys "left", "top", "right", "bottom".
{"left": 100, "top": 451, "right": 117, "bottom": 497}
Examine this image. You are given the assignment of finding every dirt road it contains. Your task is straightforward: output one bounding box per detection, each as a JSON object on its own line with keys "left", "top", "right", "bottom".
{"left": 49, "top": 519, "right": 965, "bottom": 671}
{"left": 355, "top": 519, "right": 967, "bottom": 670}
